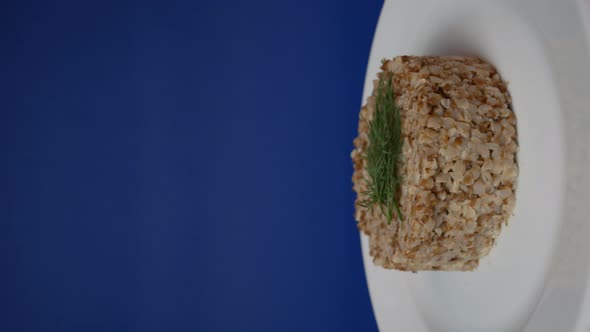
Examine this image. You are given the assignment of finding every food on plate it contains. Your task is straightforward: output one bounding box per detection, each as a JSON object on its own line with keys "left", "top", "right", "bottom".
{"left": 352, "top": 56, "right": 518, "bottom": 271}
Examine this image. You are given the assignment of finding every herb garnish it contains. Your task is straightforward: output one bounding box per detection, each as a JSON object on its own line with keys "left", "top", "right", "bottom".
{"left": 360, "top": 73, "right": 404, "bottom": 224}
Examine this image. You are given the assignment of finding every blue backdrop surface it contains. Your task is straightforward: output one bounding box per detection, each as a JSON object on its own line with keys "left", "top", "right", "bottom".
{"left": 2, "top": 1, "right": 382, "bottom": 331}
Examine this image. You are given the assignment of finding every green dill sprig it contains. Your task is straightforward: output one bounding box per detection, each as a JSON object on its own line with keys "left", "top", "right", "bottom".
{"left": 359, "top": 73, "right": 404, "bottom": 224}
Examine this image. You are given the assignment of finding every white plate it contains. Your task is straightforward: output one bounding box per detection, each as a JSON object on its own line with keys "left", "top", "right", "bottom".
{"left": 360, "top": 1, "right": 590, "bottom": 331}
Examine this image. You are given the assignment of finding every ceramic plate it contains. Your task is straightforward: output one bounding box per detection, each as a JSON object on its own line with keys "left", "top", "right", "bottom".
{"left": 360, "top": 0, "right": 590, "bottom": 331}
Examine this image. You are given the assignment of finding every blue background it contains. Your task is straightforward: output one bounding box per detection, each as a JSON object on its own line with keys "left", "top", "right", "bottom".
{"left": 2, "top": 1, "right": 381, "bottom": 331}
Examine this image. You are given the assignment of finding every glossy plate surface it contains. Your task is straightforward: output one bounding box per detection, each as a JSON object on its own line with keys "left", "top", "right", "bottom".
{"left": 361, "top": 1, "right": 590, "bottom": 331}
